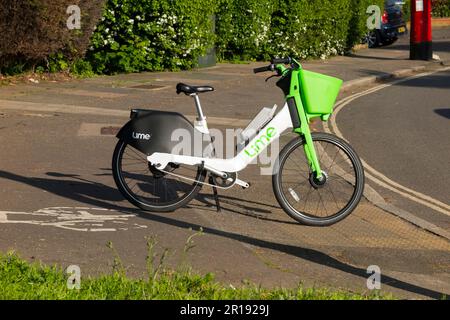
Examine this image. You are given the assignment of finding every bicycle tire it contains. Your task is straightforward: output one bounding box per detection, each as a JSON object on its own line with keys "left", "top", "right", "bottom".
{"left": 112, "top": 139, "right": 206, "bottom": 212}
{"left": 272, "top": 132, "right": 365, "bottom": 226}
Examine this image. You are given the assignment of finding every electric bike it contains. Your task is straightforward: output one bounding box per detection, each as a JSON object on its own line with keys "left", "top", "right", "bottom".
{"left": 112, "top": 57, "right": 365, "bottom": 226}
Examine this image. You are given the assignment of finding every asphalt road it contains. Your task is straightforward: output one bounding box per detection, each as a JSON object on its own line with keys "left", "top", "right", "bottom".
{"left": 337, "top": 69, "right": 450, "bottom": 229}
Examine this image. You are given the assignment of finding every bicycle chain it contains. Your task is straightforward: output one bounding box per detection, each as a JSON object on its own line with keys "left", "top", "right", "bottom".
{"left": 156, "top": 167, "right": 237, "bottom": 190}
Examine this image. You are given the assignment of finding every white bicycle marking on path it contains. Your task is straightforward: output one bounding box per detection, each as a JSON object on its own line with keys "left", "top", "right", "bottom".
{"left": 0, "top": 207, "right": 147, "bottom": 232}
{"left": 324, "top": 67, "right": 450, "bottom": 217}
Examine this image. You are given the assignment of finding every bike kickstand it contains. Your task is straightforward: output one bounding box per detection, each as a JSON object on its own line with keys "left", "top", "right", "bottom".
{"left": 208, "top": 175, "right": 222, "bottom": 213}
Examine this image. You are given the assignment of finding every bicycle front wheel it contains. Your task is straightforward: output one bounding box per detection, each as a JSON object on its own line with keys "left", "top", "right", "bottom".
{"left": 272, "top": 132, "right": 365, "bottom": 226}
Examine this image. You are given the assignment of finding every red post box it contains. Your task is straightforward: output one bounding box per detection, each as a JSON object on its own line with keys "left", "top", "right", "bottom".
{"left": 410, "top": 0, "right": 433, "bottom": 60}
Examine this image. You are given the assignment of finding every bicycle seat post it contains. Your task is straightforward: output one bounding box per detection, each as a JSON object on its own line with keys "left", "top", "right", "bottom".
{"left": 191, "top": 93, "right": 209, "bottom": 134}
{"left": 191, "top": 93, "right": 205, "bottom": 121}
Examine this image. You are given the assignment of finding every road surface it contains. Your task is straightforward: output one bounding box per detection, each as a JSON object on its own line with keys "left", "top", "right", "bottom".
{"left": 337, "top": 69, "right": 450, "bottom": 229}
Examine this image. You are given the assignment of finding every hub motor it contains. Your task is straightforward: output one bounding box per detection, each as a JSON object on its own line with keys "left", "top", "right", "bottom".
{"left": 309, "top": 171, "right": 328, "bottom": 189}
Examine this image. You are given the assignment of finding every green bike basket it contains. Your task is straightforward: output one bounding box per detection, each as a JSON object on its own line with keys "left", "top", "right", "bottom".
{"left": 299, "top": 69, "right": 343, "bottom": 115}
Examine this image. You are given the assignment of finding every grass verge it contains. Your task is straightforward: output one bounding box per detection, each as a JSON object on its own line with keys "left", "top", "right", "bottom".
{"left": 0, "top": 233, "right": 392, "bottom": 300}
{"left": 0, "top": 252, "right": 391, "bottom": 300}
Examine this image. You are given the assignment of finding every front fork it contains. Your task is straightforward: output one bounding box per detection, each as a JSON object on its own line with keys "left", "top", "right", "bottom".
{"left": 294, "top": 99, "right": 322, "bottom": 179}
{"left": 279, "top": 63, "right": 323, "bottom": 179}
{"left": 290, "top": 93, "right": 323, "bottom": 179}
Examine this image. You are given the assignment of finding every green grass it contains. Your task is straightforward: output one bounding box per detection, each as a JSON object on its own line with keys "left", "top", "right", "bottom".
{"left": 0, "top": 235, "right": 391, "bottom": 300}
{"left": 0, "top": 252, "right": 392, "bottom": 300}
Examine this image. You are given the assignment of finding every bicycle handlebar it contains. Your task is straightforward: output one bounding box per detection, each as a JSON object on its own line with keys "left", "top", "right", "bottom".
{"left": 271, "top": 57, "right": 291, "bottom": 65}
{"left": 253, "top": 57, "right": 292, "bottom": 74}
{"left": 253, "top": 65, "right": 273, "bottom": 74}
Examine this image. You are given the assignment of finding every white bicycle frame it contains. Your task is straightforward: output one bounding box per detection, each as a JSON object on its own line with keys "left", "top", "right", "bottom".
{"left": 147, "top": 93, "right": 294, "bottom": 182}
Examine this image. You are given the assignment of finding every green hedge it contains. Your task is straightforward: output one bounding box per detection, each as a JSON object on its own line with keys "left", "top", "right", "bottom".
{"left": 267, "top": 0, "right": 352, "bottom": 59}
{"left": 0, "top": 0, "right": 103, "bottom": 75}
{"left": 90, "top": 0, "right": 389, "bottom": 70}
{"left": 216, "top": 0, "right": 275, "bottom": 61}
{"left": 86, "top": 0, "right": 216, "bottom": 74}
{"left": 403, "top": 0, "right": 450, "bottom": 20}
{"left": 433, "top": 0, "right": 450, "bottom": 17}
{"left": 347, "top": 0, "right": 385, "bottom": 47}
{"left": 2, "top": 0, "right": 400, "bottom": 75}
{"left": 216, "top": 0, "right": 386, "bottom": 62}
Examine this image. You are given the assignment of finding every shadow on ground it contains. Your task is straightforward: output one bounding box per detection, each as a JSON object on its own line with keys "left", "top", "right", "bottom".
{"left": 346, "top": 53, "right": 406, "bottom": 61}
{"left": 382, "top": 40, "right": 450, "bottom": 53}
{"left": 353, "top": 67, "right": 450, "bottom": 89}
{"left": 0, "top": 169, "right": 448, "bottom": 299}
{"left": 435, "top": 108, "right": 450, "bottom": 119}
{"left": 393, "top": 73, "right": 450, "bottom": 89}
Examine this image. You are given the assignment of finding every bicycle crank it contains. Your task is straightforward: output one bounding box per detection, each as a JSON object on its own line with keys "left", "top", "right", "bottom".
{"left": 155, "top": 166, "right": 250, "bottom": 190}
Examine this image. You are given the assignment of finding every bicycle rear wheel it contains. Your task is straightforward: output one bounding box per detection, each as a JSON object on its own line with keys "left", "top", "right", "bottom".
{"left": 272, "top": 132, "right": 364, "bottom": 226}
{"left": 112, "top": 139, "right": 206, "bottom": 212}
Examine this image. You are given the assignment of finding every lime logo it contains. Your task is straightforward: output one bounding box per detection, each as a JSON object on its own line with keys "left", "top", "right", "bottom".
{"left": 244, "top": 127, "right": 276, "bottom": 158}
{"left": 132, "top": 132, "right": 152, "bottom": 140}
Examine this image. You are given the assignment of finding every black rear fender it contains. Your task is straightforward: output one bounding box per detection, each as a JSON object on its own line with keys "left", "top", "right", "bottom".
{"left": 117, "top": 109, "right": 206, "bottom": 157}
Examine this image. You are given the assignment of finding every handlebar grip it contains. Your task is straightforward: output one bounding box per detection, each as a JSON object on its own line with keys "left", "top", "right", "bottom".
{"left": 271, "top": 57, "right": 291, "bottom": 65}
{"left": 253, "top": 65, "right": 272, "bottom": 74}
